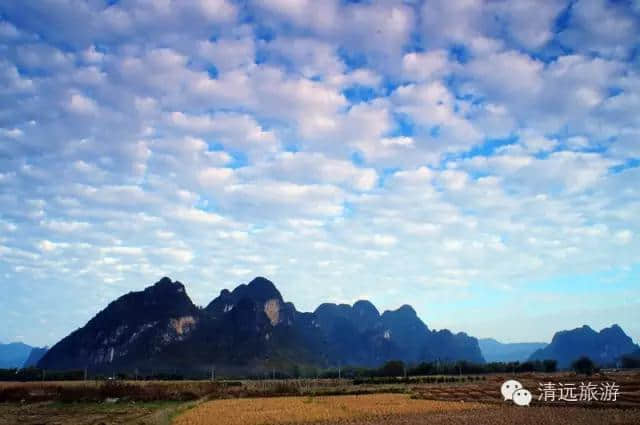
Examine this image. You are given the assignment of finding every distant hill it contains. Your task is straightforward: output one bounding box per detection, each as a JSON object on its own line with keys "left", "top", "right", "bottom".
{"left": 22, "top": 347, "right": 48, "bottom": 368}
{"left": 315, "top": 302, "right": 483, "bottom": 366}
{"left": 38, "top": 276, "right": 484, "bottom": 373}
{"left": 0, "top": 342, "right": 36, "bottom": 368}
{"left": 478, "top": 338, "right": 547, "bottom": 363}
{"left": 528, "top": 324, "right": 638, "bottom": 368}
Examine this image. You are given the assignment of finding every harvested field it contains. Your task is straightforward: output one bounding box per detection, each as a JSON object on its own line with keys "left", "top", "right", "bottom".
{"left": 410, "top": 371, "right": 640, "bottom": 408}
{"left": 0, "top": 379, "right": 407, "bottom": 403}
{"left": 173, "top": 394, "right": 489, "bottom": 425}
{"left": 0, "top": 401, "right": 184, "bottom": 425}
{"left": 3, "top": 371, "right": 636, "bottom": 406}
{"left": 1, "top": 371, "right": 639, "bottom": 424}
{"left": 329, "top": 405, "right": 640, "bottom": 425}
{"left": 0, "top": 380, "right": 233, "bottom": 403}
{"left": 174, "top": 394, "right": 640, "bottom": 425}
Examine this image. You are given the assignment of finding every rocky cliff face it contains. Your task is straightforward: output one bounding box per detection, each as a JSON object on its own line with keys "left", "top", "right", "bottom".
{"left": 181, "top": 276, "right": 325, "bottom": 370}
{"left": 39, "top": 276, "right": 485, "bottom": 373}
{"left": 313, "top": 301, "right": 484, "bottom": 366}
{"left": 38, "top": 277, "right": 199, "bottom": 371}
{"left": 528, "top": 324, "right": 639, "bottom": 368}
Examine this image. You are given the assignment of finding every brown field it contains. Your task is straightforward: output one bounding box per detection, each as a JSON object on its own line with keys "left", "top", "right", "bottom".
{"left": 174, "top": 394, "right": 640, "bottom": 425}
{"left": 0, "top": 380, "right": 232, "bottom": 403}
{"left": 411, "top": 371, "right": 640, "bottom": 409}
{"left": 0, "top": 378, "right": 409, "bottom": 403}
{"left": 174, "top": 394, "right": 489, "bottom": 425}
{"left": 0, "top": 401, "right": 185, "bottom": 425}
{"left": 1, "top": 371, "right": 639, "bottom": 424}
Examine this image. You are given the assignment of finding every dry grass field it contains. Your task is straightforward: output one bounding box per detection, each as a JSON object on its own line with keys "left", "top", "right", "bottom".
{"left": 0, "top": 380, "right": 237, "bottom": 403}
{"left": 411, "top": 371, "right": 640, "bottom": 408}
{"left": 174, "top": 394, "right": 489, "bottom": 425}
{"left": 173, "top": 394, "right": 640, "bottom": 425}
{"left": 327, "top": 405, "right": 640, "bottom": 425}
{"left": 1, "top": 371, "right": 639, "bottom": 424}
{"left": 0, "top": 401, "right": 185, "bottom": 425}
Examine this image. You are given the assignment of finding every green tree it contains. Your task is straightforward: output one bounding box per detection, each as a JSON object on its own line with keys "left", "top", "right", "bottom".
{"left": 380, "top": 360, "right": 405, "bottom": 377}
{"left": 572, "top": 356, "right": 597, "bottom": 375}
{"left": 542, "top": 359, "right": 557, "bottom": 373}
{"left": 620, "top": 355, "right": 640, "bottom": 369}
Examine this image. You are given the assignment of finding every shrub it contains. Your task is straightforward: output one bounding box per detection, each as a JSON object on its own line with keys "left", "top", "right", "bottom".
{"left": 621, "top": 355, "right": 640, "bottom": 369}
{"left": 543, "top": 359, "right": 557, "bottom": 373}
{"left": 572, "top": 356, "right": 597, "bottom": 376}
{"left": 380, "top": 361, "right": 405, "bottom": 377}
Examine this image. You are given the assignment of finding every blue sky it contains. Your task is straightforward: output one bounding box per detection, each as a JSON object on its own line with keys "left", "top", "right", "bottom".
{"left": 0, "top": 0, "right": 639, "bottom": 347}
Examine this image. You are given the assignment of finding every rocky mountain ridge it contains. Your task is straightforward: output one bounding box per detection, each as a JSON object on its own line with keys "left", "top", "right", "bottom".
{"left": 38, "top": 276, "right": 484, "bottom": 373}
{"left": 528, "top": 324, "right": 638, "bottom": 368}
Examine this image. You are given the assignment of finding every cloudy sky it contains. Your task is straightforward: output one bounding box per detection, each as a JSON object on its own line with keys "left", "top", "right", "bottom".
{"left": 0, "top": 0, "right": 639, "bottom": 347}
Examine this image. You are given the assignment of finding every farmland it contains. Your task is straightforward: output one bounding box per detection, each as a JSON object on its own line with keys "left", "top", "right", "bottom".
{"left": 0, "top": 371, "right": 639, "bottom": 424}
{"left": 0, "top": 401, "right": 185, "bottom": 425}
{"left": 174, "top": 394, "right": 489, "bottom": 425}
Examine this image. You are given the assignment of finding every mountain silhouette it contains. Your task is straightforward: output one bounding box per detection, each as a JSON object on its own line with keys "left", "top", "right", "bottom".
{"left": 39, "top": 276, "right": 485, "bottom": 373}
{"left": 528, "top": 324, "right": 638, "bottom": 368}
{"left": 0, "top": 342, "right": 35, "bottom": 368}
{"left": 478, "top": 338, "right": 547, "bottom": 363}
{"left": 38, "top": 277, "right": 199, "bottom": 371}
{"left": 22, "top": 346, "right": 48, "bottom": 368}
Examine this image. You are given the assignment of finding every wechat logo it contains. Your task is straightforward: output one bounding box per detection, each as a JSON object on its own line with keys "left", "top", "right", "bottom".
{"left": 501, "top": 379, "right": 532, "bottom": 406}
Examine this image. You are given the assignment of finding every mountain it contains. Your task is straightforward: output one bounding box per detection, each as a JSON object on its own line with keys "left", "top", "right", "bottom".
{"left": 528, "top": 324, "right": 639, "bottom": 368}
{"left": 0, "top": 342, "right": 34, "bottom": 368}
{"left": 312, "top": 300, "right": 484, "bottom": 366}
{"left": 479, "top": 338, "right": 547, "bottom": 363}
{"left": 38, "top": 276, "right": 484, "bottom": 373}
{"left": 23, "top": 347, "right": 48, "bottom": 368}
{"left": 627, "top": 348, "right": 640, "bottom": 359}
{"left": 39, "top": 277, "right": 200, "bottom": 371}
{"left": 39, "top": 276, "right": 325, "bottom": 373}
{"left": 181, "top": 276, "right": 326, "bottom": 371}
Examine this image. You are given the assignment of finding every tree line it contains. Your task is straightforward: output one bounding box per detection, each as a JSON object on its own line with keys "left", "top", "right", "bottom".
{"left": 3, "top": 355, "right": 638, "bottom": 381}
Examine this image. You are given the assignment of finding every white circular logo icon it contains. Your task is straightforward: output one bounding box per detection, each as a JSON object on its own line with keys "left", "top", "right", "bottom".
{"left": 500, "top": 379, "right": 523, "bottom": 401}
{"left": 513, "top": 389, "right": 532, "bottom": 406}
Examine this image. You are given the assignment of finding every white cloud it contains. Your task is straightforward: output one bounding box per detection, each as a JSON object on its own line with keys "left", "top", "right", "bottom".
{"left": 198, "top": 167, "right": 235, "bottom": 188}
{"left": 168, "top": 111, "right": 279, "bottom": 155}
{"left": 420, "top": 0, "right": 565, "bottom": 50}
{"left": 171, "top": 207, "right": 226, "bottom": 225}
{"left": 615, "top": 230, "right": 633, "bottom": 245}
{"left": 242, "top": 152, "right": 378, "bottom": 191}
{"left": 222, "top": 181, "right": 345, "bottom": 218}
{"left": 255, "top": 0, "right": 414, "bottom": 67}
{"left": 197, "top": 36, "right": 255, "bottom": 71}
{"left": 401, "top": 50, "right": 450, "bottom": 82}
{"left": 0, "top": 128, "right": 23, "bottom": 138}
{"left": 38, "top": 240, "right": 62, "bottom": 252}
{"left": 100, "top": 246, "right": 143, "bottom": 256}
{"left": 40, "top": 220, "right": 91, "bottom": 233}
{"left": 1, "top": 0, "right": 639, "bottom": 346}
{"left": 391, "top": 81, "right": 481, "bottom": 151}
{"left": 464, "top": 150, "right": 618, "bottom": 193}
{"left": 260, "top": 37, "right": 344, "bottom": 80}
{"left": 66, "top": 92, "right": 98, "bottom": 115}
{"left": 158, "top": 247, "right": 194, "bottom": 264}
{"left": 559, "top": 0, "right": 640, "bottom": 59}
